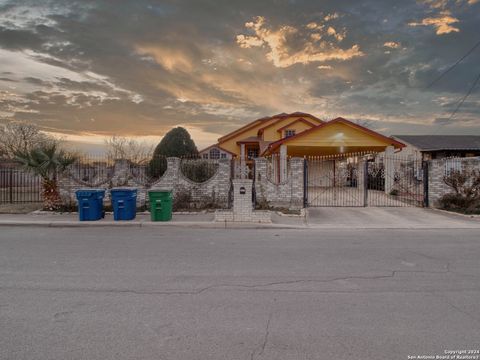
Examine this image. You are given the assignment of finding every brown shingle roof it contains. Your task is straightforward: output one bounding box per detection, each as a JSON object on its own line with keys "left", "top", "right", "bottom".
{"left": 393, "top": 135, "right": 480, "bottom": 151}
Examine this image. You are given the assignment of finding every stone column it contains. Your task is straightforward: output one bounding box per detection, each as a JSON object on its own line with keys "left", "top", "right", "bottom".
{"left": 240, "top": 144, "right": 246, "bottom": 179}
{"left": 428, "top": 158, "right": 449, "bottom": 207}
{"left": 384, "top": 146, "right": 395, "bottom": 194}
{"left": 279, "top": 144, "right": 287, "bottom": 183}
{"left": 289, "top": 157, "right": 304, "bottom": 209}
{"left": 162, "top": 157, "right": 181, "bottom": 189}
{"left": 232, "top": 179, "right": 253, "bottom": 221}
{"left": 217, "top": 158, "right": 232, "bottom": 207}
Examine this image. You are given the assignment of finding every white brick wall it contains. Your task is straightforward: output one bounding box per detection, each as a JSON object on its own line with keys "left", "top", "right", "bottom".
{"left": 214, "top": 179, "right": 272, "bottom": 223}
{"left": 254, "top": 157, "right": 304, "bottom": 209}
{"left": 59, "top": 157, "right": 231, "bottom": 209}
{"left": 428, "top": 157, "right": 480, "bottom": 207}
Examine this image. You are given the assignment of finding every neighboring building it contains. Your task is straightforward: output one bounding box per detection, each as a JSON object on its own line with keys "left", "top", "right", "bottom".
{"left": 199, "top": 144, "right": 235, "bottom": 160}
{"left": 199, "top": 112, "right": 404, "bottom": 160}
{"left": 393, "top": 135, "right": 480, "bottom": 160}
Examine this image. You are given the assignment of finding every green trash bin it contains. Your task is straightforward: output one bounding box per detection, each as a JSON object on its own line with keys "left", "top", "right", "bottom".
{"left": 148, "top": 189, "right": 173, "bottom": 221}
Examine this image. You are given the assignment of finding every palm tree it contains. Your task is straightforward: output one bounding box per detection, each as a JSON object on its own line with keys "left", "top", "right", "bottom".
{"left": 16, "top": 142, "right": 77, "bottom": 210}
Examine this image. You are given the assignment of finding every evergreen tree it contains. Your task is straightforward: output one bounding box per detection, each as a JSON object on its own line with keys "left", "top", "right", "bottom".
{"left": 152, "top": 127, "right": 198, "bottom": 157}
{"left": 148, "top": 127, "right": 198, "bottom": 178}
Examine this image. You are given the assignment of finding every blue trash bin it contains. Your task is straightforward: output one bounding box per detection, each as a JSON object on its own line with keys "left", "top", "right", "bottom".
{"left": 110, "top": 188, "right": 137, "bottom": 221}
{"left": 75, "top": 189, "right": 105, "bottom": 221}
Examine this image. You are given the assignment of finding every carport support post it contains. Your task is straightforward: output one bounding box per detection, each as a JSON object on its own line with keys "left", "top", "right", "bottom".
{"left": 384, "top": 146, "right": 395, "bottom": 195}
{"left": 358, "top": 159, "right": 368, "bottom": 207}
{"left": 303, "top": 157, "right": 308, "bottom": 208}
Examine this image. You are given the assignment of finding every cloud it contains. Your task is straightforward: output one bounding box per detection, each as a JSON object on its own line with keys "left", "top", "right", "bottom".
{"left": 1, "top": 0, "right": 480, "bottom": 146}
{"left": 236, "top": 16, "right": 363, "bottom": 68}
{"left": 408, "top": 11, "right": 460, "bottom": 34}
{"left": 410, "top": 0, "right": 479, "bottom": 35}
{"left": 384, "top": 41, "right": 401, "bottom": 48}
{"left": 326, "top": 26, "right": 346, "bottom": 41}
{"left": 135, "top": 45, "right": 194, "bottom": 72}
{"left": 324, "top": 13, "right": 339, "bottom": 21}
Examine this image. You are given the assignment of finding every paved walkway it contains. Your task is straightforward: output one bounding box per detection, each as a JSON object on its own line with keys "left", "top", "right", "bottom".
{"left": 0, "top": 211, "right": 305, "bottom": 228}
{"left": 0, "top": 208, "right": 479, "bottom": 229}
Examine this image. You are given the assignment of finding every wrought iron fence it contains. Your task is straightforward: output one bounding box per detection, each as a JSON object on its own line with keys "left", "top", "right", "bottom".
{"left": 231, "top": 158, "right": 254, "bottom": 179}
{"left": 68, "top": 155, "right": 116, "bottom": 187}
{"left": 265, "top": 154, "right": 291, "bottom": 185}
{"left": 180, "top": 157, "right": 219, "bottom": 183}
{"left": 304, "top": 151, "right": 426, "bottom": 207}
{"left": 0, "top": 166, "right": 42, "bottom": 204}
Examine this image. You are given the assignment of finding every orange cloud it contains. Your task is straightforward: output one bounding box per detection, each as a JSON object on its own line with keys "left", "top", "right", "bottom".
{"left": 408, "top": 11, "right": 460, "bottom": 35}
{"left": 236, "top": 16, "right": 363, "bottom": 68}
{"left": 384, "top": 41, "right": 401, "bottom": 48}
{"left": 135, "top": 45, "right": 193, "bottom": 72}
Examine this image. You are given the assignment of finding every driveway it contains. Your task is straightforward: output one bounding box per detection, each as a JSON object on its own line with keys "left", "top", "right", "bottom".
{"left": 307, "top": 207, "right": 480, "bottom": 228}
{"left": 1, "top": 226, "right": 479, "bottom": 360}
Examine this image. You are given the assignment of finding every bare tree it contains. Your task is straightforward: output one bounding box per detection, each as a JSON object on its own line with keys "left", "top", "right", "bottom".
{"left": 104, "top": 135, "right": 154, "bottom": 163}
{"left": 0, "top": 122, "right": 50, "bottom": 159}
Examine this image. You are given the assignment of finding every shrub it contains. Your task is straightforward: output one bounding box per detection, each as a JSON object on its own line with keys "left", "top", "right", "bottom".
{"left": 181, "top": 160, "right": 217, "bottom": 183}
{"left": 146, "top": 155, "right": 167, "bottom": 179}
{"left": 172, "top": 188, "right": 192, "bottom": 211}
{"left": 440, "top": 169, "right": 480, "bottom": 213}
{"left": 389, "top": 189, "right": 399, "bottom": 196}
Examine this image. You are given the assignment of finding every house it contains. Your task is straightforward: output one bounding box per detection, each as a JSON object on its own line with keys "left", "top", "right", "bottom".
{"left": 199, "top": 112, "right": 404, "bottom": 160}
{"left": 393, "top": 135, "right": 480, "bottom": 161}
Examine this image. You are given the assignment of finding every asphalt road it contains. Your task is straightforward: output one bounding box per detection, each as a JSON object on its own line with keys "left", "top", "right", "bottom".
{"left": 1, "top": 226, "right": 479, "bottom": 360}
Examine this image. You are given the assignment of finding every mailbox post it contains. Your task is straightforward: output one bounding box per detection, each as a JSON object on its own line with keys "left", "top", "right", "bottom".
{"left": 232, "top": 179, "right": 253, "bottom": 221}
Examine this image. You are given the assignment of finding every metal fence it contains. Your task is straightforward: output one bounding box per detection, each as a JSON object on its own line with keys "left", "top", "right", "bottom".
{"left": 0, "top": 167, "right": 43, "bottom": 204}
{"left": 304, "top": 152, "right": 427, "bottom": 207}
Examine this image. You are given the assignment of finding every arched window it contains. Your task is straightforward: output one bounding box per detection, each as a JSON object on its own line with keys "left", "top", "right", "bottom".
{"left": 209, "top": 148, "right": 220, "bottom": 159}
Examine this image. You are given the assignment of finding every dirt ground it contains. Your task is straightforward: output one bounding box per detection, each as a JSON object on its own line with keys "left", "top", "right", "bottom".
{"left": 0, "top": 203, "right": 43, "bottom": 214}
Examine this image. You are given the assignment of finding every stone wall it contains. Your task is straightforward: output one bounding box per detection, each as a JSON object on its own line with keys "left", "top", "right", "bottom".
{"left": 59, "top": 157, "right": 231, "bottom": 209}
{"left": 428, "top": 157, "right": 480, "bottom": 206}
{"left": 214, "top": 179, "right": 271, "bottom": 223}
{"left": 254, "top": 157, "right": 304, "bottom": 210}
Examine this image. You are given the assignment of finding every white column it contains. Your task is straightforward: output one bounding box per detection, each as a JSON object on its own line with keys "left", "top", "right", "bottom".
{"left": 240, "top": 144, "right": 246, "bottom": 179}
{"left": 384, "top": 146, "right": 395, "bottom": 194}
{"left": 279, "top": 144, "right": 287, "bottom": 183}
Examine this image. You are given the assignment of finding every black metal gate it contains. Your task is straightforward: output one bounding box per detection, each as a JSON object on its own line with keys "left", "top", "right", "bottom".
{"left": 305, "top": 153, "right": 427, "bottom": 207}
{"left": 0, "top": 167, "right": 42, "bottom": 204}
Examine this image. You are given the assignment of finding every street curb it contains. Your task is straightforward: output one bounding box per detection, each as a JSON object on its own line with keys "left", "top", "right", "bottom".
{"left": 0, "top": 220, "right": 305, "bottom": 230}
{"left": 1, "top": 220, "right": 480, "bottom": 230}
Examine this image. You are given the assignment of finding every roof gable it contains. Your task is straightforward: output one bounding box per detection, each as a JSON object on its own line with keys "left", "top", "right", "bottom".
{"left": 276, "top": 118, "right": 316, "bottom": 133}
{"left": 218, "top": 112, "right": 323, "bottom": 143}
{"left": 257, "top": 114, "right": 323, "bottom": 136}
{"left": 265, "top": 117, "right": 404, "bottom": 154}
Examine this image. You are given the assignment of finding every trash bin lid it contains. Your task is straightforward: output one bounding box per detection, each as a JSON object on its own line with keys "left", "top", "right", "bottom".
{"left": 75, "top": 188, "right": 106, "bottom": 197}
{"left": 110, "top": 187, "right": 138, "bottom": 197}
{"left": 148, "top": 188, "right": 172, "bottom": 193}
{"left": 111, "top": 187, "right": 137, "bottom": 191}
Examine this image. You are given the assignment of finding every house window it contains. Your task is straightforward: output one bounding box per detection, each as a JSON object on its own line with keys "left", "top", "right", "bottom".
{"left": 221, "top": 153, "right": 227, "bottom": 159}
{"left": 202, "top": 153, "right": 208, "bottom": 159}
{"left": 247, "top": 148, "right": 259, "bottom": 159}
{"left": 209, "top": 148, "right": 220, "bottom": 159}
{"left": 285, "top": 129, "right": 296, "bottom": 138}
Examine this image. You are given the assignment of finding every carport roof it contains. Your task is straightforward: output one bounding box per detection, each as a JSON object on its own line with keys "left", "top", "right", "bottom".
{"left": 393, "top": 135, "right": 480, "bottom": 151}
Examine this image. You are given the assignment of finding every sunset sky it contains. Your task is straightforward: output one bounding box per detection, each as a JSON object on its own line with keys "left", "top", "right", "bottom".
{"left": 1, "top": 0, "right": 479, "bottom": 151}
